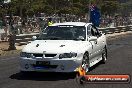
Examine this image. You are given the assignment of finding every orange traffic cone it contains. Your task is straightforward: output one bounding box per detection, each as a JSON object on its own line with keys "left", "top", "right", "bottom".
{"left": 78, "top": 66, "right": 86, "bottom": 76}
{"left": 76, "top": 66, "right": 86, "bottom": 84}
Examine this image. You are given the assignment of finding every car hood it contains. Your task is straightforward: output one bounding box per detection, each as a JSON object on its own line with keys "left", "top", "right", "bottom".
{"left": 22, "top": 40, "right": 88, "bottom": 54}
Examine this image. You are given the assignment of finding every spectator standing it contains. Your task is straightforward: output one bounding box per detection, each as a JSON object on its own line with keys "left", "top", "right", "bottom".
{"left": 48, "top": 18, "right": 53, "bottom": 26}
{"left": 2, "top": 16, "right": 8, "bottom": 41}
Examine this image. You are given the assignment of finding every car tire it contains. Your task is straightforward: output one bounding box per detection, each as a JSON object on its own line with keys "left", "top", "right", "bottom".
{"left": 76, "top": 75, "right": 86, "bottom": 84}
{"left": 82, "top": 52, "right": 90, "bottom": 73}
{"left": 101, "top": 47, "right": 107, "bottom": 64}
{"left": 20, "top": 71, "right": 32, "bottom": 75}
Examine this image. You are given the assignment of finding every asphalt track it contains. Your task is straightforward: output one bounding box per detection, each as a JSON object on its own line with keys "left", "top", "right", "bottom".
{"left": 0, "top": 33, "right": 132, "bottom": 88}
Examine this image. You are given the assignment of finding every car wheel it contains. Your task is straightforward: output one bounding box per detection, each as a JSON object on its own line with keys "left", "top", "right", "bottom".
{"left": 82, "top": 53, "right": 90, "bottom": 73}
{"left": 101, "top": 47, "right": 107, "bottom": 64}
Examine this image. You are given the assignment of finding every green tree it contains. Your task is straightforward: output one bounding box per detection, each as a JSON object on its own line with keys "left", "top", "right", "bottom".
{"left": 0, "top": 0, "right": 131, "bottom": 17}
{"left": 101, "top": 1, "right": 120, "bottom": 15}
{"left": 119, "top": 0, "right": 132, "bottom": 16}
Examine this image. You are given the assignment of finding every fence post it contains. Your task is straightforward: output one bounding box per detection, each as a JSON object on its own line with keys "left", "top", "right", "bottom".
{"left": 8, "top": 34, "right": 16, "bottom": 50}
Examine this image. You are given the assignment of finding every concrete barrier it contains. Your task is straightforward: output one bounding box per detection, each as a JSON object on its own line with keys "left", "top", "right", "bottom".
{"left": 99, "top": 25, "right": 132, "bottom": 34}
{"left": 127, "top": 25, "right": 132, "bottom": 31}
{"left": 15, "top": 33, "right": 39, "bottom": 45}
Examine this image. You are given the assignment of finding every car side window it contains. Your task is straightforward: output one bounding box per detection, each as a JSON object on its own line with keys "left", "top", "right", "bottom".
{"left": 91, "top": 25, "right": 100, "bottom": 37}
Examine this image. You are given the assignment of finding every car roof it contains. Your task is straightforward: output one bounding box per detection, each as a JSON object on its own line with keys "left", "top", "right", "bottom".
{"left": 51, "top": 22, "right": 92, "bottom": 26}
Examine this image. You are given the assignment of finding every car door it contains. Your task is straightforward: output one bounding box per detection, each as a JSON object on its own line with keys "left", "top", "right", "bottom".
{"left": 87, "top": 25, "right": 98, "bottom": 64}
{"left": 91, "top": 25, "right": 106, "bottom": 59}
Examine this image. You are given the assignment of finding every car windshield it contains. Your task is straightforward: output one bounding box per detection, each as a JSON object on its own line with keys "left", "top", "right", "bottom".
{"left": 37, "top": 26, "right": 86, "bottom": 41}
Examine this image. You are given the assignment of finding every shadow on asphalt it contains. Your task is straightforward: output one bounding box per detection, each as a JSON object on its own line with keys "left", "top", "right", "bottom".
{"left": 9, "top": 72, "right": 77, "bottom": 81}
{"left": 88, "top": 61, "right": 105, "bottom": 73}
{"left": 9, "top": 62, "right": 104, "bottom": 81}
{"left": 9, "top": 57, "right": 107, "bottom": 81}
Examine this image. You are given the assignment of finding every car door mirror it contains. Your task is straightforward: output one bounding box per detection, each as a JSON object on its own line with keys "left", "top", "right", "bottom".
{"left": 98, "top": 31, "right": 102, "bottom": 36}
{"left": 32, "top": 36, "right": 37, "bottom": 41}
{"left": 99, "top": 31, "right": 102, "bottom": 34}
{"left": 89, "top": 36, "right": 97, "bottom": 42}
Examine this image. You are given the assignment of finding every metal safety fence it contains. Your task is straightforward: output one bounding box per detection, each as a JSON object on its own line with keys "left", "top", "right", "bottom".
{"left": 14, "top": 25, "right": 132, "bottom": 46}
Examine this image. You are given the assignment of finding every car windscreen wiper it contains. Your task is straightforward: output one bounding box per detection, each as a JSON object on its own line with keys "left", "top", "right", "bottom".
{"left": 72, "top": 38, "right": 85, "bottom": 41}
{"left": 42, "top": 36, "right": 63, "bottom": 40}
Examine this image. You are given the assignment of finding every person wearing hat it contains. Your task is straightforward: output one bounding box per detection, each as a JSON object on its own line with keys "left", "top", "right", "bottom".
{"left": 48, "top": 18, "right": 53, "bottom": 26}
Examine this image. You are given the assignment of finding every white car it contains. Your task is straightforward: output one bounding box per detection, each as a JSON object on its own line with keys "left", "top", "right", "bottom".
{"left": 20, "top": 22, "right": 107, "bottom": 73}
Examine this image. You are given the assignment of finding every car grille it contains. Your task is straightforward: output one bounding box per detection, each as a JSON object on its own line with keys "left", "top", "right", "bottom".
{"left": 33, "top": 54, "right": 57, "bottom": 57}
{"left": 45, "top": 54, "right": 57, "bottom": 57}
{"left": 33, "top": 54, "right": 43, "bottom": 57}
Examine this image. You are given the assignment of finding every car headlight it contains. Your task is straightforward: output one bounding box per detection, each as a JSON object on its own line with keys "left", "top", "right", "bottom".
{"left": 20, "top": 52, "right": 31, "bottom": 58}
{"left": 59, "top": 52, "right": 77, "bottom": 59}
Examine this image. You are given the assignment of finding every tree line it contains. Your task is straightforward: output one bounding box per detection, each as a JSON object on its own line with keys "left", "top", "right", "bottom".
{"left": 0, "top": 0, "right": 131, "bottom": 18}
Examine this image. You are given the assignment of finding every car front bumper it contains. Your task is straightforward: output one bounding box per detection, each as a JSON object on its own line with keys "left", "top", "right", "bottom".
{"left": 20, "top": 56, "right": 83, "bottom": 72}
